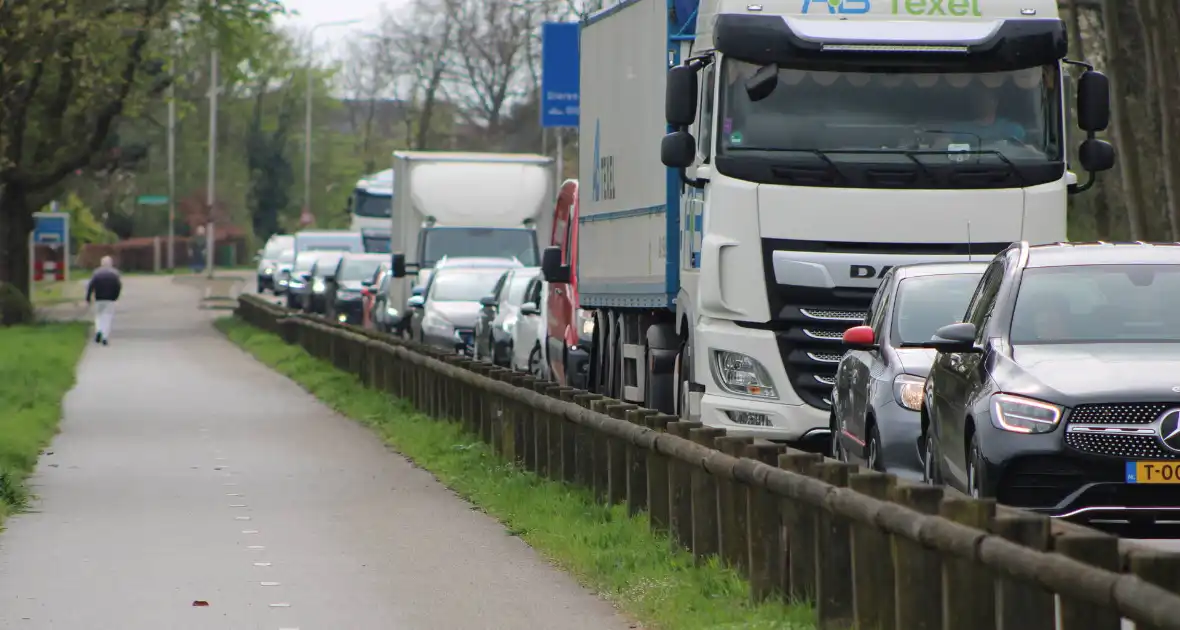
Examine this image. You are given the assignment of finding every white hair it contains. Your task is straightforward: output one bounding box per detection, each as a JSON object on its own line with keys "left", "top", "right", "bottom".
{"left": 100, "top": 255, "right": 114, "bottom": 268}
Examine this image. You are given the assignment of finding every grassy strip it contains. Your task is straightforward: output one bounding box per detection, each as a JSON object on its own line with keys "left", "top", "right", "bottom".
{"left": 216, "top": 317, "right": 815, "bottom": 630}
{"left": 0, "top": 323, "right": 89, "bottom": 525}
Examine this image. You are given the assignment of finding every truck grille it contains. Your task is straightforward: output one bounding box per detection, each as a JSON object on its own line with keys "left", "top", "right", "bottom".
{"left": 771, "top": 305, "right": 866, "bottom": 411}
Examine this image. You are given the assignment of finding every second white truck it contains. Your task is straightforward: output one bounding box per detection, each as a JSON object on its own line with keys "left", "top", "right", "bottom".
{"left": 540, "top": 0, "right": 1115, "bottom": 447}
{"left": 389, "top": 151, "right": 556, "bottom": 332}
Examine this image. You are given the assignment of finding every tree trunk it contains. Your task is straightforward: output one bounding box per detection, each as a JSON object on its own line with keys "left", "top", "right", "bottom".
{"left": 0, "top": 185, "right": 34, "bottom": 302}
{"left": 1100, "top": 0, "right": 1148, "bottom": 239}
{"left": 1140, "top": 0, "right": 1180, "bottom": 239}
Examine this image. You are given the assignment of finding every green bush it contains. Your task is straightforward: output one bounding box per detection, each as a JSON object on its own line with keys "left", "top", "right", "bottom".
{"left": 0, "top": 283, "right": 34, "bottom": 326}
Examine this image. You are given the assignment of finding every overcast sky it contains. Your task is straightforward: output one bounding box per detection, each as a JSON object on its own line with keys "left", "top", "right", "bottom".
{"left": 276, "top": 0, "right": 409, "bottom": 51}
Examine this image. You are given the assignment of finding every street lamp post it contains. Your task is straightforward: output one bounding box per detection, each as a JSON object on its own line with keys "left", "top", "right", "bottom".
{"left": 304, "top": 19, "right": 361, "bottom": 226}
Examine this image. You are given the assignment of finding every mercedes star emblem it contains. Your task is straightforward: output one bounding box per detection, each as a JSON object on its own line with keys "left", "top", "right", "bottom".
{"left": 1157, "top": 408, "right": 1180, "bottom": 453}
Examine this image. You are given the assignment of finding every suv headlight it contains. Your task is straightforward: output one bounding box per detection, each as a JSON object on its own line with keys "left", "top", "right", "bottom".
{"left": 990, "top": 393, "right": 1062, "bottom": 434}
{"left": 893, "top": 374, "right": 925, "bottom": 411}
{"left": 710, "top": 350, "right": 778, "bottom": 399}
{"left": 423, "top": 314, "right": 454, "bottom": 337}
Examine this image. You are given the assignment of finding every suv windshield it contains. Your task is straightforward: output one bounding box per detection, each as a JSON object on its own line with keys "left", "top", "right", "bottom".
{"left": 430, "top": 270, "right": 509, "bottom": 302}
{"left": 353, "top": 191, "right": 392, "bottom": 218}
{"left": 421, "top": 228, "right": 537, "bottom": 266}
{"left": 312, "top": 255, "right": 343, "bottom": 277}
{"left": 1012, "top": 265, "right": 1180, "bottom": 344}
{"left": 892, "top": 273, "right": 983, "bottom": 344}
{"left": 719, "top": 60, "right": 1062, "bottom": 164}
{"left": 339, "top": 258, "right": 383, "bottom": 282}
{"left": 278, "top": 249, "right": 295, "bottom": 264}
{"left": 294, "top": 254, "right": 320, "bottom": 272}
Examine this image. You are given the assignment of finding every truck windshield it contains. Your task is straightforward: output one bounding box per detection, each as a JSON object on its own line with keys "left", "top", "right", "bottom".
{"left": 421, "top": 227, "right": 538, "bottom": 267}
{"left": 718, "top": 60, "right": 1062, "bottom": 164}
{"left": 353, "top": 191, "right": 392, "bottom": 218}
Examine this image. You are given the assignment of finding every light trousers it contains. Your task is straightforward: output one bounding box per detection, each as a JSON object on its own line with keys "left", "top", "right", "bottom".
{"left": 94, "top": 300, "right": 115, "bottom": 338}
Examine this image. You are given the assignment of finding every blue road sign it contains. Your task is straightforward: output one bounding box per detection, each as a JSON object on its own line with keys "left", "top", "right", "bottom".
{"left": 33, "top": 212, "right": 68, "bottom": 245}
{"left": 541, "top": 22, "right": 579, "bottom": 128}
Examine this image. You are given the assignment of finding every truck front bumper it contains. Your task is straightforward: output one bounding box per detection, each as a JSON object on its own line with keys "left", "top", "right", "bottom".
{"left": 695, "top": 318, "right": 830, "bottom": 443}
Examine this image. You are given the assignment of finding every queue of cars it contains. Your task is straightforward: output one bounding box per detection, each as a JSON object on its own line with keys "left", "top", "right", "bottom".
{"left": 832, "top": 241, "right": 1180, "bottom": 527}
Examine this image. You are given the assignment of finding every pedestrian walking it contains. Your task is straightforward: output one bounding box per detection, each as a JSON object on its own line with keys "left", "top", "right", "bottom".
{"left": 190, "top": 226, "right": 206, "bottom": 274}
{"left": 85, "top": 255, "right": 122, "bottom": 346}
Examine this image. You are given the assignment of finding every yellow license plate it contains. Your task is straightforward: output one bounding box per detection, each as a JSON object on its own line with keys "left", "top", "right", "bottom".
{"left": 1126, "top": 461, "right": 1180, "bottom": 484}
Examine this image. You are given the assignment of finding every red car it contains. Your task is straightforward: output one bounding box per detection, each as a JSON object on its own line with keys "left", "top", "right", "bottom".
{"left": 544, "top": 180, "right": 593, "bottom": 389}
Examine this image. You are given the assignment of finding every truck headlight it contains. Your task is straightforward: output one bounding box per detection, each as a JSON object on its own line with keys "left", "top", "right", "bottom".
{"left": 385, "top": 306, "right": 399, "bottom": 317}
{"left": 312, "top": 278, "right": 326, "bottom": 293}
{"left": 264, "top": 266, "right": 274, "bottom": 275}
{"left": 990, "top": 393, "right": 1062, "bottom": 434}
{"left": 709, "top": 350, "right": 778, "bottom": 400}
{"left": 893, "top": 374, "right": 925, "bottom": 411}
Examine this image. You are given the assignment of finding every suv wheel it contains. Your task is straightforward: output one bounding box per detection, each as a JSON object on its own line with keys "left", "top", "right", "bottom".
{"left": 967, "top": 432, "right": 986, "bottom": 498}
{"left": 922, "top": 430, "right": 942, "bottom": 485}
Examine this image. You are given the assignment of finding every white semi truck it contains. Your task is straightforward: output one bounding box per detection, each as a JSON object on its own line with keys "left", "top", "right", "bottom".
{"left": 389, "top": 151, "right": 556, "bottom": 332}
{"left": 348, "top": 169, "right": 394, "bottom": 252}
{"left": 539, "top": 0, "right": 1114, "bottom": 447}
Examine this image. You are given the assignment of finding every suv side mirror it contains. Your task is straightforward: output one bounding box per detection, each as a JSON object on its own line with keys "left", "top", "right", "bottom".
{"left": 540, "top": 246, "right": 570, "bottom": 283}
{"left": 910, "top": 322, "right": 980, "bottom": 353}
{"left": 519, "top": 302, "right": 540, "bottom": 316}
{"left": 1076, "top": 70, "right": 1110, "bottom": 132}
{"left": 407, "top": 295, "right": 425, "bottom": 309}
{"left": 665, "top": 65, "right": 698, "bottom": 126}
{"left": 842, "top": 325, "right": 877, "bottom": 350}
{"left": 479, "top": 295, "right": 497, "bottom": 308}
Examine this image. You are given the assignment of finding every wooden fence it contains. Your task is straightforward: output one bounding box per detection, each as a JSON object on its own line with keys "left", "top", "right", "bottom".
{"left": 235, "top": 293, "right": 1180, "bottom": 630}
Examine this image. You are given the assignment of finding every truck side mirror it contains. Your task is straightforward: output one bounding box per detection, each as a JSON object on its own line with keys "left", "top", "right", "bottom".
{"left": 666, "top": 65, "right": 698, "bottom": 127}
{"left": 1076, "top": 70, "right": 1110, "bottom": 132}
{"left": 1078, "top": 138, "right": 1115, "bottom": 172}
{"left": 661, "top": 131, "right": 696, "bottom": 169}
{"left": 540, "top": 246, "right": 570, "bottom": 284}
{"left": 391, "top": 253, "right": 406, "bottom": 278}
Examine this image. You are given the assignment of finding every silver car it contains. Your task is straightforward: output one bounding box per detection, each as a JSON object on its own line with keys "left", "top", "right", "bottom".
{"left": 256, "top": 234, "right": 294, "bottom": 293}
{"left": 409, "top": 267, "right": 515, "bottom": 355}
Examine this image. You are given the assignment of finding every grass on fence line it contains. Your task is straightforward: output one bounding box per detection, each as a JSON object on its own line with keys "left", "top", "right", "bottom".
{"left": 216, "top": 316, "right": 815, "bottom": 630}
{"left": 0, "top": 323, "right": 89, "bottom": 526}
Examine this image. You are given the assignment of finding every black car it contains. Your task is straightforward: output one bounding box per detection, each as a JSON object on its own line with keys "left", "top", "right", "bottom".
{"left": 303, "top": 253, "right": 345, "bottom": 314}
{"left": 919, "top": 241, "right": 1180, "bottom": 523}
{"left": 325, "top": 253, "right": 386, "bottom": 325}
{"left": 832, "top": 262, "right": 986, "bottom": 479}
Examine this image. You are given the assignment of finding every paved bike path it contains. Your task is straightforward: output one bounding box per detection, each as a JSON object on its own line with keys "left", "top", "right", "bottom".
{"left": 0, "top": 275, "right": 631, "bottom": 629}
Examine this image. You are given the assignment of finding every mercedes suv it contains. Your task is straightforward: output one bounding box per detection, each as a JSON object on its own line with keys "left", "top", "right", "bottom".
{"left": 919, "top": 241, "right": 1180, "bottom": 524}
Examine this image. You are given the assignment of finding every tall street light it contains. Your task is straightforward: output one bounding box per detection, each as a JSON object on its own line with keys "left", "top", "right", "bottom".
{"left": 304, "top": 19, "right": 361, "bottom": 226}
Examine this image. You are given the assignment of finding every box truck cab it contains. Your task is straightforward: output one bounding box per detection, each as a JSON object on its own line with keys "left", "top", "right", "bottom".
{"left": 348, "top": 169, "right": 393, "bottom": 233}
{"left": 541, "top": 0, "right": 1114, "bottom": 447}
{"left": 544, "top": 180, "right": 596, "bottom": 389}
{"left": 388, "top": 151, "right": 556, "bottom": 334}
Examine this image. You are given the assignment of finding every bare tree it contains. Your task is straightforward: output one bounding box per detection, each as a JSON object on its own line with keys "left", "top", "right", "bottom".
{"left": 375, "top": 0, "right": 460, "bottom": 150}
{"left": 341, "top": 36, "right": 392, "bottom": 171}
{"left": 447, "top": 0, "right": 563, "bottom": 146}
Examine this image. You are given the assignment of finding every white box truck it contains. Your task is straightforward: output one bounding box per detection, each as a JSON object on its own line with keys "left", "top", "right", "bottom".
{"left": 539, "top": 0, "right": 1114, "bottom": 447}
{"left": 348, "top": 169, "right": 394, "bottom": 251}
{"left": 389, "top": 151, "right": 556, "bottom": 330}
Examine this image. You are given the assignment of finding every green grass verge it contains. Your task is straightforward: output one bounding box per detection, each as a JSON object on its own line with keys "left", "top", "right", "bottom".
{"left": 0, "top": 323, "right": 89, "bottom": 525}
{"left": 216, "top": 316, "right": 815, "bottom": 630}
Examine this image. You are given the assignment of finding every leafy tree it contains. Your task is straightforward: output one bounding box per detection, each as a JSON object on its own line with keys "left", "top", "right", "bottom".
{"left": 0, "top": 0, "right": 284, "bottom": 321}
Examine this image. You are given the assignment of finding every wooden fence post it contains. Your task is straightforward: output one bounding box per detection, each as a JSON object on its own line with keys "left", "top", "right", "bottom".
{"left": 689, "top": 427, "right": 726, "bottom": 562}
{"left": 716, "top": 436, "right": 754, "bottom": 575}
{"left": 848, "top": 470, "right": 898, "bottom": 630}
{"left": 939, "top": 496, "right": 996, "bottom": 630}
{"left": 745, "top": 442, "right": 787, "bottom": 602}
{"left": 779, "top": 450, "right": 823, "bottom": 602}
{"left": 1127, "top": 549, "right": 1180, "bottom": 630}
{"left": 625, "top": 409, "right": 656, "bottom": 516}
{"left": 1055, "top": 532, "right": 1121, "bottom": 630}
{"left": 644, "top": 414, "right": 676, "bottom": 534}
{"left": 814, "top": 461, "right": 857, "bottom": 629}
{"left": 574, "top": 394, "right": 601, "bottom": 489}
{"left": 891, "top": 483, "right": 945, "bottom": 630}
{"left": 992, "top": 513, "right": 1054, "bottom": 630}
{"left": 666, "top": 421, "right": 702, "bottom": 550}
{"left": 606, "top": 403, "right": 638, "bottom": 505}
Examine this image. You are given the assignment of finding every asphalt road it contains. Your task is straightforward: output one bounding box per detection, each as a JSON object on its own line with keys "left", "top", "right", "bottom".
{"left": 0, "top": 275, "right": 632, "bottom": 630}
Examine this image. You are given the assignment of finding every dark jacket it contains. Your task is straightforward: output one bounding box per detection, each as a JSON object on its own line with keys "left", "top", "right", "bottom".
{"left": 86, "top": 268, "right": 122, "bottom": 302}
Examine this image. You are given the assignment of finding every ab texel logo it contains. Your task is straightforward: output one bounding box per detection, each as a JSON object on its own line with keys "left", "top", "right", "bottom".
{"left": 801, "top": 0, "right": 870, "bottom": 13}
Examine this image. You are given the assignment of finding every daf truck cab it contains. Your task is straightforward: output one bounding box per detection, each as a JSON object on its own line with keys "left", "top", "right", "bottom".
{"left": 540, "top": 0, "right": 1113, "bottom": 447}
{"left": 348, "top": 169, "right": 393, "bottom": 233}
